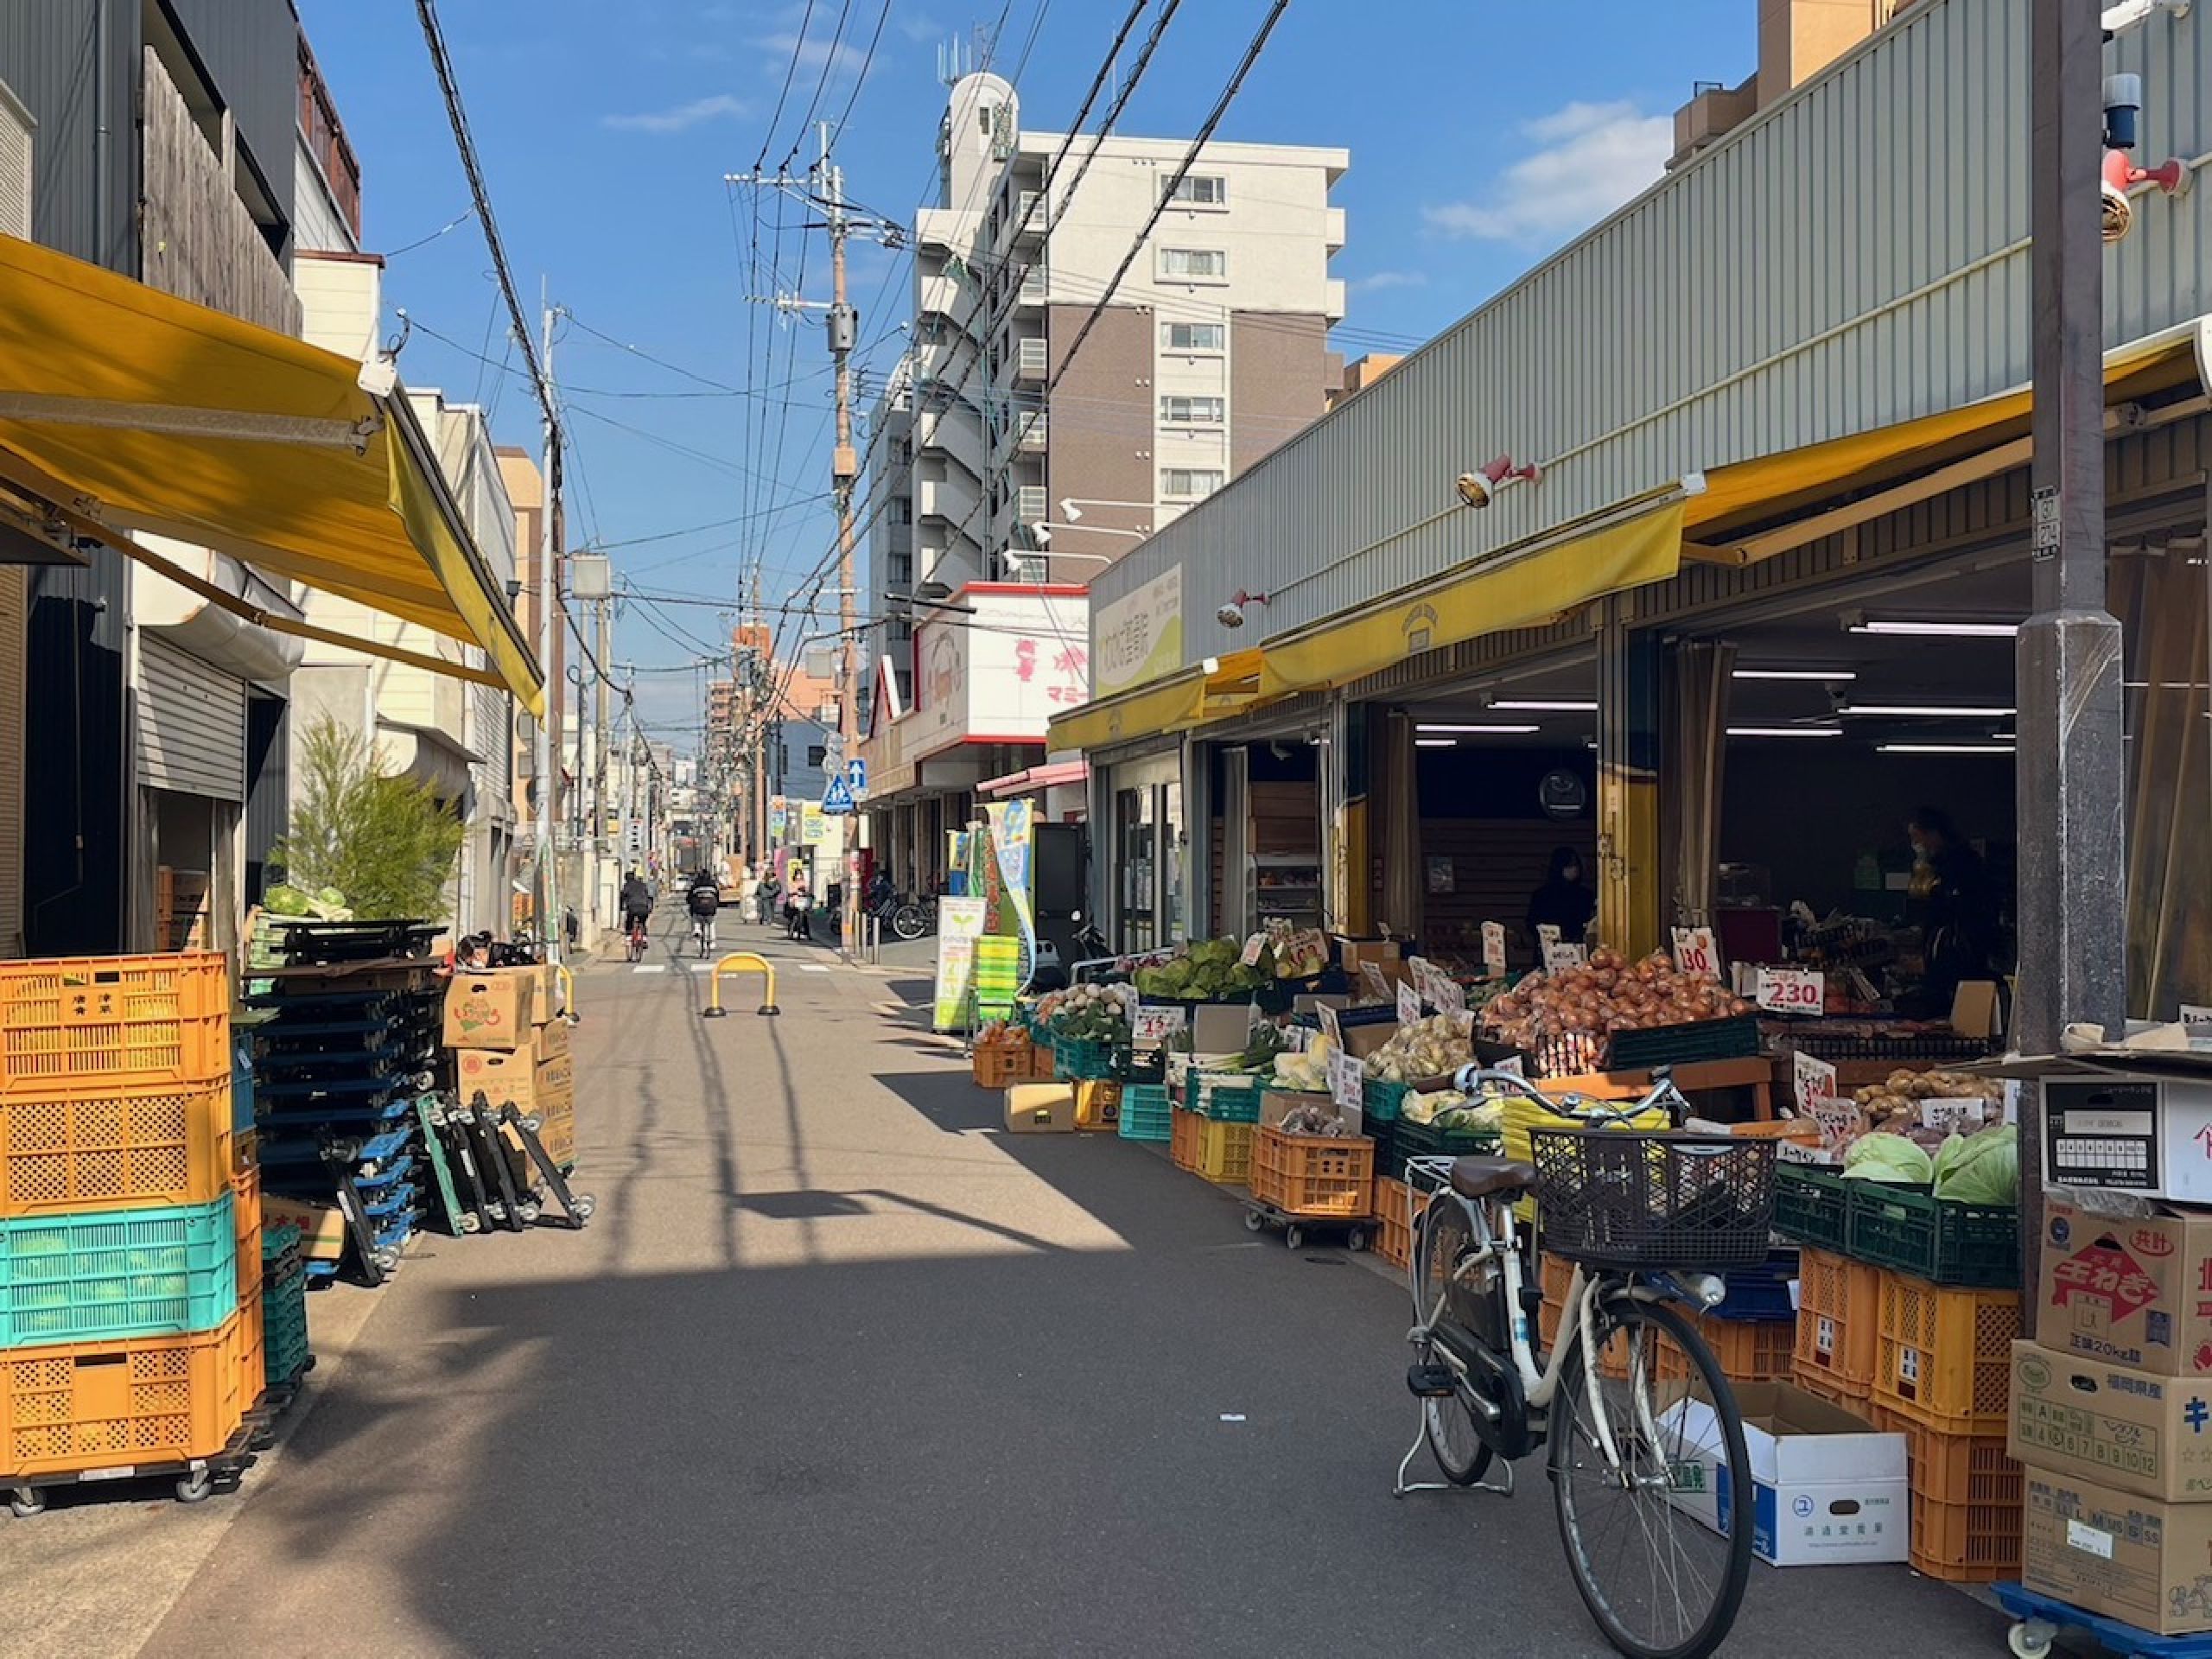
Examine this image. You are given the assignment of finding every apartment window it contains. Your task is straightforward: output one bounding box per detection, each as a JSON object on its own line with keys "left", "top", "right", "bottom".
{"left": 807, "top": 743, "right": 828, "bottom": 768}
{"left": 1159, "top": 247, "right": 1227, "bottom": 280}
{"left": 1162, "top": 321, "right": 1225, "bottom": 352}
{"left": 1160, "top": 395, "right": 1225, "bottom": 425}
{"left": 1160, "top": 467, "right": 1224, "bottom": 499}
{"left": 817, "top": 696, "right": 838, "bottom": 722}
{"left": 1168, "top": 174, "right": 1228, "bottom": 207}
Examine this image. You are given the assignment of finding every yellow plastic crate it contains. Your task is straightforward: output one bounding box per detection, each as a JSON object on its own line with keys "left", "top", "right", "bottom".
{"left": 0, "top": 953, "right": 230, "bottom": 1095}
{"left": 1, "top": 1306, "right": 257, "bottom": 1478}
{"left": 0, "top": 1078, "right": 234, "bottom": 1219}
{"left": 1872, "top": 1271, "right": 2020, "bottom": 1432}
{"left": 1793, "top": 1247, "right": 1880, "bottom": 1391}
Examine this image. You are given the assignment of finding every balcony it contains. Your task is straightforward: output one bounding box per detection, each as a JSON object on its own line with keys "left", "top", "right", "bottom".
{"left": 1014, "top": 485, "right": 1047, "bottom": 524}
{"left": 1015, "top": 265, "right": 1047, "bottom": 308}
{"left": 1324, "top": 277, "right": 1346, "bottom": 324}
{"left": 1323, "top": 206, "right": 1346, "bottom": 253}
{"left": 1014, "top": 190, "right": 1044, "bottom": 240}
{"left": 1013, "top": 337, "right": 1048, "bottom": 383}
{"left": 1014, "top": 413, "right": 1047, "bottom": 454}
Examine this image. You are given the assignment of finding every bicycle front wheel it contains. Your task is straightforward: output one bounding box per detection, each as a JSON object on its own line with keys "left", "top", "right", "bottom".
{"left": 1548, "top": 1294, "right": 1751, "bottom": 1659}
{"left": 892, "top": 903, "right": 926, "bottom": 942}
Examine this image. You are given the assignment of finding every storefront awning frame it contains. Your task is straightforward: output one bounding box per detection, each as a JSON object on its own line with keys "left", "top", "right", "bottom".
{"left": 0, "top": 234, "right": 544, "bottom": 713}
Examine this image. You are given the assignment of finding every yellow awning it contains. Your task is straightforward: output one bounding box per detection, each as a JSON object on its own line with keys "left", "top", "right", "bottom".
{"left": 0, "top": 235, "right": 543, "bottom": 713}
{"left": 1048, "top": 668, "right": 1207, "bottom": 752}
{"left": 1257, "top": 499, "right": 1686, "bottom": 700}
{"left": 1688, "top": 321, "right": 2207, "bottom": 536}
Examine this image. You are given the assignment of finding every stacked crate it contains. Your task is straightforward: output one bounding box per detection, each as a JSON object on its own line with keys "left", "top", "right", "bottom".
{"left": 251, "top": 923, "right": 447, "bottom": 1281}
{"left": 259, "top": 1221, "right": 311, "bottom": 1393}
{"left": 0, "top": 952, "right": 264, "bottom": 1510}
{"left": 447, "top": 964, "right": 574, "bottom": 1171}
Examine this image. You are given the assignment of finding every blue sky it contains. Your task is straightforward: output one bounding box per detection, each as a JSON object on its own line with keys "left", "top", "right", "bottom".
{"left": 300, "top": 0, "right": 1752, "bottom": 746}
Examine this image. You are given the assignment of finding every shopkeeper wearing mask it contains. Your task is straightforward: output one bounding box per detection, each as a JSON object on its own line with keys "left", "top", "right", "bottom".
{"left": 1908, "top": 805, "right": 1997, "bottom": 1007}
{"left": 1526, "top": 846, "right": 1597, "bottom": 948}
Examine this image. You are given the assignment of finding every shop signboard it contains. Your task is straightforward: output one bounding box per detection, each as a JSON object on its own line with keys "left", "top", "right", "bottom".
{"left": 1755, "top": 966, "right": 1825, "bottom": 1014}
{"left": 1671, "top": 926, "right": 1719, "bottom": 979}
{"left": 800, "top": 802, "right": 825, "bottom": 847}
{"left": 1481, "top": 922, "right": 1507, "bottom": 979}
{"left": 929, "top": 897, "right": 990, "bottom": 1033}
{"left": 1094, "top": 566, "right": 1183, "bottom": 697}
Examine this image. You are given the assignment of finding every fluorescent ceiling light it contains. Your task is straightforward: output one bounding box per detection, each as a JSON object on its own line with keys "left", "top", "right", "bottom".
{"left": 1849, "top": 620, "right": 2019, "bottom": 638}
{"left": 1415, "top": 722, "right": 1541, "bottom": 734}
{"left": 1414, "top": 738, "right": 1457, "bottom": 748}
{"left": 1840, "top": 704, "right": 2018, "bottom": 717}
{"left": 1726, "top": 726, "right": 1841, "bottom": 738}
{"left": 1490, "top": 699, "right": 1598, "bottom": 711}
{"left": 1878, "top": 742, "right": 2017, "bottom": 754}
{"left": 1732, "top": 668, "right": 1858, "bottom": 682}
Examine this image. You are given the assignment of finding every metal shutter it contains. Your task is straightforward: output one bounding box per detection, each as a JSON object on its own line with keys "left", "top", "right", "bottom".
{"left": 136, "top": 636, "right": 246, "bottom": 801}
{"left": 0, "top": 86, "right": 27, "bottom": 950}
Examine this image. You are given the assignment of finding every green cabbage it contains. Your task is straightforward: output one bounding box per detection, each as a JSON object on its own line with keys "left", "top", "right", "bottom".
{"left": 1843, "top": 1132, "right": 1935, "bottom": 1184}
{"left": 264, "top": 884, "right": 313, "bottom": 917}
{"left": 1932, "top": 1123, "right": 2019, "bottom": 1205}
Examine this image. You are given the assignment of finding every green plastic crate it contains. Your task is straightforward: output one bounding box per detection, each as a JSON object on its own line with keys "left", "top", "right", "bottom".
{"left": 1363, "top": 1077, "right": 1414, "bottom": 1125}
{"left": 1385, "top": 1117, "right": 1498, "bottom": 1181}
{"left": 1847, "top": 1182, "right": 2018, "bottom": 1287}
{"left": 1193, "top": 1071, "right": 1262, "bottom": 1123}
{"left": 1052, "top": 1034, "right": 1116, "bottom": 1081}
{"left": 1772, "top": 1164, "right": 1852, "bottom": 1252}
{"left": 1116, "top": 1083, "right": 1173, "bottom": 1143}
{"left": 0, "top": 1193, "right": 238, "bottom": 1345}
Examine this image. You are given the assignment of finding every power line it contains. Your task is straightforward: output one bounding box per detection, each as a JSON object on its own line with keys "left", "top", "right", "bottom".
{"left": 754, "top": 0, "right": 817, "bottom": 169}
{"left": 826, "top": 0, "right": 894, "bottom": 143}
{"left": 777, "top": 1, "right": 857, "bottom": 172}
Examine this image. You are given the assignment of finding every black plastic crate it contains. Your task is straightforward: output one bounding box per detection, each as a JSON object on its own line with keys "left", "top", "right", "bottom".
{"left": 1529, "top": 1130, "right": 1776, "bottom": 1270}
{"left": 1779, "top": 1029, "right": 1992, "bottom": 1065}
{"left": 1607, "top": 1013, "right": 1762, "bottom": 1071}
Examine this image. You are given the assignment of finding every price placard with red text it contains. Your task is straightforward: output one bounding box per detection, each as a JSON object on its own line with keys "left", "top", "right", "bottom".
{"left": 1754, "top": 966, "right": 1825, "bottom": 1014}
{"left": 1671, "top": 925, "right": 1720, "bottom": 980}
{"left": 1130, "top": 1005, "right": 1186, "bottom": 1047}
{"left": 1396, "top": 981, "right": 1421, "bottom": 1026}
{"left": 1791, "top": 1050, "right": 1838, "bottom": 1116}
{"left": 1328, "top": 1047, "right": 1365, "bottom": 1115}
{"left": 1481, "top": 922, "right": 1507, "bottom": 978}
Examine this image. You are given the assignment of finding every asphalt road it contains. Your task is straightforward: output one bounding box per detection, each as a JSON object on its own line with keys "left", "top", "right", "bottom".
{"left": 16, "top": 917, "right": 2015, "bottom": 1657}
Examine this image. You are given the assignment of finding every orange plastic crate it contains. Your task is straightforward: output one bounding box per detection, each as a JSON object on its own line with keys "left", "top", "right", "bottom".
{"left": 1171, "top": 1105, "right": 1204, "bottom": 1173}
{"left": 1249, "top": 1123, "right": 1373, "bottom": 1219}
{"left": 1541, "top": 1293, "right": 1629, "bottom": 1379}
{"left": 1789, "top": 1363, "right": 1866, "bottom": 1411}
{"left": 0, "top": 1078, "right": 234, "bottom": 1218}
{"left": 1375, "top": 1176, "right": 1431, "bottom": 1270}
{"left": 232, "top": 1161, "right": 262, "bottom": 1301}
{"left": 1658, "top": 1312, "right": 1798, "bottom": 1385}
{"left": 1873, "top": 1271, "right": 2020, "bottom": 1432}
{"left": 1871, "top": 1403, "right": 2022, "bottom": 1581}
{"left": 0, "top": 953, "right": 230, "bottom": 1095}
{"left": 972, "top": 1042, "right": 1033, "bottom": 1090}
{"left": 1, "top": 1306, "right": 257, "bottom": 1478}
{"left": 1793, "top": 1247, "right": 1880, "bottom": 1390}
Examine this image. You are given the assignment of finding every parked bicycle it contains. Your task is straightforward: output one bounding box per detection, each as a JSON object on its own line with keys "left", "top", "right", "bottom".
{"left": 867, "top": 886, "right": 931, "bottom": 942}
{"left": 1399, "top": 1068, "right": 1776, "bottom": 1659}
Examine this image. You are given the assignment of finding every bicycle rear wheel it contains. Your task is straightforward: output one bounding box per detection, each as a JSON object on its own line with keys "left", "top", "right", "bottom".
{"left": 1548, "top": 1294, "right": 1751, "bottom": 1659}
{"left": 892, "top": 903, "right": 926, "bottom": 942}
{"left": 1414, "top": 1200, "right": 1493, "bottom": 1486}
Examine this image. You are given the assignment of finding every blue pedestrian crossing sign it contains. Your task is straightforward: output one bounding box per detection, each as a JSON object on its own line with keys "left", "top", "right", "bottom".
{"left": 822, "top": 775, "right": 856, "bottom": 816}
{"left": 846, "top": 757, "right": 868, "bottom": 798}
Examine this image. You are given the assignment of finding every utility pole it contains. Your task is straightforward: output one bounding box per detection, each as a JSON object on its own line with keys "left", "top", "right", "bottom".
{"left": 594, "top": 594, "right": 613, "bottom": 866}
{"left": 2017, "top": 0, "right": 2128, "bottom": 1323}
{"left": 533, "top": 294, "right": 563, "bottom": 963}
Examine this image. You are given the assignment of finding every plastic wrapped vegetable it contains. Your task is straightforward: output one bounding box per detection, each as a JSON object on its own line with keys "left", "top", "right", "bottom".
{"left": 1931, "top": 1123, "right": 2019, "bottom": 1205}
{"left": 1841, "top": 1132, "right": 1936, "bottom": 1184}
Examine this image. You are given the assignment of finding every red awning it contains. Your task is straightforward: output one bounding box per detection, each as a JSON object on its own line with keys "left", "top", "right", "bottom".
{"left": 978, "top": 760, "right": 1090, "bottom": 798}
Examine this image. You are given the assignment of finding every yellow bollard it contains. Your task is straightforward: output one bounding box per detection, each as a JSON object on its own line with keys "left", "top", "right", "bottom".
{"left": 701, "top": 952, "right": 779, "bottom": 1018}
{"left": 556, "top": 961, "right": 578, "bottom": 1024}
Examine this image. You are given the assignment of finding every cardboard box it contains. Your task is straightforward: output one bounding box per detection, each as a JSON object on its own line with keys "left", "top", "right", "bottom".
{"left": 2010, "top": 1341, "right": 2212, "bottom": 1503}
{"left": 1663, "top": 1384, "right": 1908, "bottom": 1567}
{"left": 2042, "top": 1072, "right": 2212, "bottom": 1200}
{"left": 455, "top": 1047, "right": 573, "bottom": 1115}
{"left": 1190, "top": 1002, "right": 1255, "bottom": 1056}
{"left": 2037, "top": 1196, "right": 2212, "bottom": 1376}
{"left": 1003, "top": 1082, "right": 1075, "bottom": 1133}
{"left": 2023, "top": 1468, "right": 2212, "bottom": 1636}
{"left": 533, "top": 1016, "right": 570, "bottom": 1062}
{"left": 444, "top": 969, "right": 537, "bottom": 1050}
{"left": 1335, "top": 937, "right": 1401, "bottom": 974}
{"left": 263, "top": 1195, "right": 346, "bottom": 1263}
{"left": 524, "top": 961, "right": 562, "bottom": 1023}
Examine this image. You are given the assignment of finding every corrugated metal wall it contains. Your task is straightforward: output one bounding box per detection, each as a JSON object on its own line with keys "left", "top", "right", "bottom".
{"left": 1092, "top": 0, "right": 2212, "bottom": 673}
{"left": 0, "top": 1, "right": 138, "bottom": 268}
{"left": 137, "top": 635, "right": 245, "bottom": 800}
{"left": 167, "top": 0, "right": 298, "bottom": 238}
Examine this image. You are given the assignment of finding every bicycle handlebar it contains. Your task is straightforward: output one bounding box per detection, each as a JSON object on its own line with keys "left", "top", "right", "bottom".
{"left": 1448, "top": 1065, "right": 1689, "bottom": 1127}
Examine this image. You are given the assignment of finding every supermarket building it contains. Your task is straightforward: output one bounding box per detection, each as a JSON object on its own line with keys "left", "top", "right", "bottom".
{"left": 1052, "top": 0, "right": 2210, "bottom": 1023}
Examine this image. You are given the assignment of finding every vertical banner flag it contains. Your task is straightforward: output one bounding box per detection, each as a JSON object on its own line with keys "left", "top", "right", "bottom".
{"left": 984, "top": 798, "right": 1039, "bottom": 988}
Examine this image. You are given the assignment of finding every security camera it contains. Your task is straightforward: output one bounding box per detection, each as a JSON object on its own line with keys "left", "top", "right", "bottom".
{"left": 2104, "top": 73, "right": 2143, "bottom": 150}
{"left": 1455, "top": 453, "right": 1541, "bottom": 510}
{"left": 1217, "top": 600, "right": 1247, "bottom": 629}
{"left": 2101, "top": 145, "right": 2187, "bottom": 244}
{"left": 2102, "top": 173, "right": 2134, "bottom": 242}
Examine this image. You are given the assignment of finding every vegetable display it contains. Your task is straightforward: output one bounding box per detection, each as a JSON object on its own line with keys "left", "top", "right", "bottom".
{"left": 1269, "top": 1033, "right": 1336, "bottom": 1092}
{"left": 1842, "top": 1133, "right": 1936, "bottom": 1184}
{"left": 1034, "top": 981, "right": 1135, "bottom": 1044}
{"left": 1134, "top": 936, "right": 1267, "bottom": 1001}
{"left": 1479, "top": 946, "right": 1751, "bottom": 1058}
{"left": 1849, "top": 1069, "right": 2007, "bottom": 1132}
{"left": 1362, "top": 1014, "right": 1475, "bottom": 1084}
{"left": 1931, "top": 1122, "right": 2019, "bottom": 1205}
{"left": 1274, "top": 1102, "right": 1355, "bottom": 1136}
{"left": 1398, "top": 1088, "right": 1504, "bottom": 1135}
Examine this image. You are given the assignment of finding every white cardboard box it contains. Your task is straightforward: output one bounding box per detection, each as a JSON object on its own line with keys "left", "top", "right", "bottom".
{"left": 1662, "top": 1382, "right": 1909, "bottom": 1567}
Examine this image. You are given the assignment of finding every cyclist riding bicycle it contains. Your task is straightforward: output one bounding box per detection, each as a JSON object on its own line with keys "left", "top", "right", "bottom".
{"left": 685, "top": 869, "right": 721, "bottom": 955}
{"left": 619, "top": 868, "right": 653, "bottom": 955}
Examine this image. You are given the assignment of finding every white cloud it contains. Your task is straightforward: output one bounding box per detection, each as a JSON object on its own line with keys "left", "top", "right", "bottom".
{"left": 753, "top": 29, "right": 872, "bottom": 81}
{"left": 601, "top": 92, "right": 753, "bottom": 133}
{"left": 1351, "top": 270, "right": 1427, "bottom": 293}
{"left": 1424, "top": 99, "right": 1670, "bottom": 244}
{"left": 897, "top": 12, "right": 944, "bottom": 43}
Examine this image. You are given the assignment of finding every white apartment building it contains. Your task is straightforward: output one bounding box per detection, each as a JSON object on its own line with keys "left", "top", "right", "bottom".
{"left": 867, "top": 71, "right": 1349, "bottom": 709}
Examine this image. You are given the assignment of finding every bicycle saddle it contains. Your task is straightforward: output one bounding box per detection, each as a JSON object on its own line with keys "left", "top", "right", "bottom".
{"left": 1448, "top": 1156, "right": 1536, "bottom": 1200}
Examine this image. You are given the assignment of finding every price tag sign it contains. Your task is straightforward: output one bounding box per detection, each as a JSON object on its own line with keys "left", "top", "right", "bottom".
{"left": 1433, "top": 976, "right": 1466, "bottom": 1016}
{"left": 1396, "top": 980, "right": 1421, "bottom": 1026}
{"left": 1778, "top": 1139, "right": 1842, "bottom": 1167}
{"left": 1481, "top": 922, "right": 1507, "bottom": 978}
{"left": 1315, "top": 1002, "right": 1342, "bottom": 1046}
{"left": 1920, "top": 1097, "right": 1986, "bottom": 1132}
{"left": 1131, "top": 1004, "right": 1187, "bottom": 1047}
{"left": 1240, "top": 931, "right": 1268, "bottom": 969}
{"left": 1543, "top": 940, "right": 1588, "bottom": 976}
{"left": 1407, "top": 955, "right": 1440, "bottom": 1003}
{"left": 1536, "top": 924, "right": 1562, "bottom": 952}
{"left": 1791, "top": 1050, "right": 1838, "bottom": 1116}
{"left": 1327, "top": 1047, "right": 1365, "bottom": 1115}
{"left": 1811, "top": 1099, "right": 1861, "bottom": 1152}
{"left": 2183, "top": 1003, "right": 2212, "bottom": 1036}
{"left": 1671, "top": 925, "right": 1719, "bottom": 980}
{"left": 1754, "top": 966, "right": 1825, "bottom": 1014}
{"left": 1362, "top": 962, "right": 1391, "bottom": 1001}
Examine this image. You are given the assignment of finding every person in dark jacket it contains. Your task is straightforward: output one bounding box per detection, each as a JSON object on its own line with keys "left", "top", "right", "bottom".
{"left": 1526, "top": 846, "right": 1598, "bottom": 948}
{"left": 1909, "top": 806, "right": 1997, "bottom": 1004}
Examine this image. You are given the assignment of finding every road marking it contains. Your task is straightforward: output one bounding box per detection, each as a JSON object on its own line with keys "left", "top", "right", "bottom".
{"left": 632, "top": 964, "right": 668, "bottom": 975}
{"left": 799, "top": 964, "right": 831, "bottom": 974}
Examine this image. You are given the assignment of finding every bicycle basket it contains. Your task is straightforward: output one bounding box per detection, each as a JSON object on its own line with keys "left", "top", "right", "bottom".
{"left": 1525, "top": 1129, "right": 1776, "bottom": 1271}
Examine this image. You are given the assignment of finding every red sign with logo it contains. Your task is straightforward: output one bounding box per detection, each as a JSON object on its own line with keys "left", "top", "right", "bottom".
{"left": 2050, "top": 1243, "right": 2161, "bottom": 1323}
